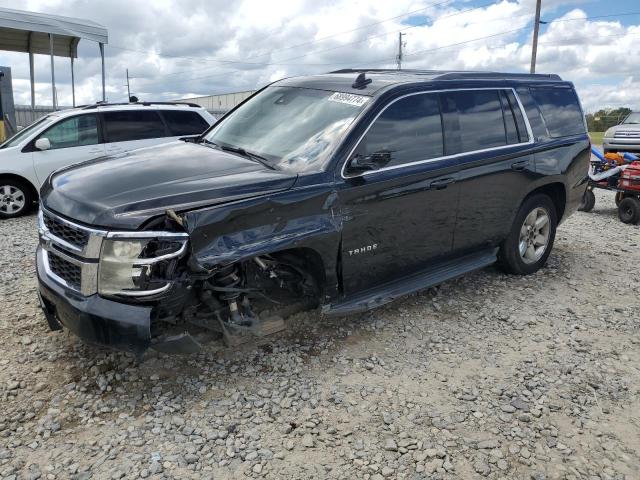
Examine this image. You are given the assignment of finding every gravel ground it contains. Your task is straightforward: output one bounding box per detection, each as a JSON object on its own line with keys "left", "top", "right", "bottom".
{"left": 1, "top": 189, "right": 639, "bottom": 480}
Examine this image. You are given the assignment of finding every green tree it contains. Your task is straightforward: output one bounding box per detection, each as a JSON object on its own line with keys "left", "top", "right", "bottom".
{"left": 586, "top": 107, "right": 632, "bottom": 132}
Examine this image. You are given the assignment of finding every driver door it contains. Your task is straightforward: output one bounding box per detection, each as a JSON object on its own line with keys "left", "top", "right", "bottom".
{"left": 337, "top": 92, "right": 460, "bottom": 295}
{"left": 31, "top": 114, "right": 105, "bottom": 185}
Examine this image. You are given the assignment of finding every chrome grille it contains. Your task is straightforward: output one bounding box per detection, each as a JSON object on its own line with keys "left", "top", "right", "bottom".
{"left": 43, "top": 212, "right": 90, "bottom": 249}
{"left": 38, "top": 209, "right": 106, "bottom": 295}
{"left": 47, "top": 251, "right": 82, "bottom": 290}
{"left": 614, "top": 130, "right": 640, "bottom": 138}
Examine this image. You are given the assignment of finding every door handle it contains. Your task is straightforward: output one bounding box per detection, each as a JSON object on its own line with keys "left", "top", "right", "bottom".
{"left": 511, "top": 160, "right": 530, "bottom": 171}
{"left": 429, "top": 177, "right": 456, "bottom": 190}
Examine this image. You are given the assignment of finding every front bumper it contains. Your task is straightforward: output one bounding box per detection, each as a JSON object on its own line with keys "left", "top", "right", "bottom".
{"left": 37, "top": 245, "right": 152, "bottom": 354}
{"left": 603, "top": 138, "right": 640, "bottom": 152}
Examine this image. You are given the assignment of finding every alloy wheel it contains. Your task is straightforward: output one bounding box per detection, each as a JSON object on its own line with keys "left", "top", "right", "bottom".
{"left": 0, "top": 185, "right": 26, "bottom": 215}
{"left": 518, "top": 207, "right": 551, "bottom": 264}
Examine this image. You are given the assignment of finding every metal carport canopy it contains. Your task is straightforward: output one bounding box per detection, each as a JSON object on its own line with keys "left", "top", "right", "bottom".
{"left": 0, "top": 7, "right": 108, "bottom": 108}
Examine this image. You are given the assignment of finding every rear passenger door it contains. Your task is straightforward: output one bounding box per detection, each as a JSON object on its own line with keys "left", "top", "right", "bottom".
{"left": 444, "top": 89, "right": 534, "bottom": 255}
{"left": 102, "top": 110, "right": 170, "bottom": 155}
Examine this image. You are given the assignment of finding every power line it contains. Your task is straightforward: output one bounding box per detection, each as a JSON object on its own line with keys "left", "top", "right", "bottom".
{"left": 123, "top": 9, "right": 640, "bottom": 85}
{"left": 110, "top": 10, "right": 640, "bottom": 98}
{"left": 110, "top": 0, "right": 456, "bottom": 70}
{"left": 133, "top": 1, "right": 503, "bottom": 84}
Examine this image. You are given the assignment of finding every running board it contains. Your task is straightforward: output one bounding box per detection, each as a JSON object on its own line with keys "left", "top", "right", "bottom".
{"left": 322, "top": 248, "right": 498, "bottom": 316}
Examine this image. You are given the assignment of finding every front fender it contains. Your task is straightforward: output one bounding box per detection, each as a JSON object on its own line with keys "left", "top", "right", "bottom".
{"left": 182, "top": 185, "right": 342, "bottom": 299}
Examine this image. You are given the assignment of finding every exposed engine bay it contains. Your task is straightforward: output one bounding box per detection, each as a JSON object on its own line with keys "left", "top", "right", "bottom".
{"left": 149, "top": 250, "right": 322, "bottom": 353}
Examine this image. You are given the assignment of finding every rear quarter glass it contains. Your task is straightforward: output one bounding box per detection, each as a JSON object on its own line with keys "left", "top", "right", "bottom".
{"left": 529, "top": 87, "right": 586, "bottom": 138}
{"left": 516, "top": 87, "right": 548, "bottom": 140}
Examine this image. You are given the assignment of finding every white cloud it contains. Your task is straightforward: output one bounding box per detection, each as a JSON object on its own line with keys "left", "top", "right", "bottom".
{"left": 0, "top": 0, "right": 638, "bottom": 112}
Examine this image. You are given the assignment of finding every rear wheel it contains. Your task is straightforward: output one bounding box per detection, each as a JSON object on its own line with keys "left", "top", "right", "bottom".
{"left": 618, "top": 197, "right": 640, "bottom": 224}
{"left": 578, "top": 189, "right": 595, "bottom": 212}
{"left": 0, "top": 180, "right": 32, "bottom": 219}
{"left": 499, "top": 194, "right": 557, "bottom": 275}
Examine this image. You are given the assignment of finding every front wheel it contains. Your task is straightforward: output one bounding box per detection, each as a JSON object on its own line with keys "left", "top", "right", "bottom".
{"left": 618, "top": 197, "right": 640, "bottom": 224}
{"left": 0, "top": 180, "right": 32, "bottom": 219}
{"left": 498, "top": 194, "right": 557, "bottom": 275}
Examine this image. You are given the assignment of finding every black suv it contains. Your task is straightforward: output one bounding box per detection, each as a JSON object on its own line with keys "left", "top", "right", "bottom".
{"left": 36, "top": 70, "right": 590, "bottom": 355}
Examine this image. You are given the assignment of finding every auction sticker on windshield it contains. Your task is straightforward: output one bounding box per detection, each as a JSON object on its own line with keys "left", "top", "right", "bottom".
{"left": 328, "top": 92, "right": 369, "bottom": 107}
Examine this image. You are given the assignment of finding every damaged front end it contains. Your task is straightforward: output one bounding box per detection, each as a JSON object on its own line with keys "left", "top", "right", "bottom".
{"left": 37, "top": 206, "right": 325, "bottom": 356}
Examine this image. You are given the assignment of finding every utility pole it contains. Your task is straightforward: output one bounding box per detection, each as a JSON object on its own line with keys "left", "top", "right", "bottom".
{"left": 396, "top": 32, "right": 406, "bottom": 70}
{"left": 126, "top": 69, "right": 131, "bottom": 102}
{"left": 530, "top": 0, "right": 542, "bottom": 73}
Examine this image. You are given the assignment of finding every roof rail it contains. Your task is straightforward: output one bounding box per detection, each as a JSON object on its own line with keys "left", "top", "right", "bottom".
{"left": 329, "top": 69, "right": 562, "bottom": 81}
{"left": 80, "top": 101, "right": 202, "bottom": 110}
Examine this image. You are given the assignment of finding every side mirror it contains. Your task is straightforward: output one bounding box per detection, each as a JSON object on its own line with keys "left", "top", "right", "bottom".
{"left": 347, "top": 151, "right": 392, "bottom": 174}
{"left": 35, "top": 138, "right": 51, "bottom": 151}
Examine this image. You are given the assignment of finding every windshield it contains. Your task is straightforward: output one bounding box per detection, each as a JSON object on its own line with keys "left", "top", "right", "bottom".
{"left": 204, "top": 86, "right": 369, "bottom": 172}
{"left": 623, "top": 112, "right": 640, "bottom": 124}
{"left": 0, "top": 115, "right": 53, "bottom": 149}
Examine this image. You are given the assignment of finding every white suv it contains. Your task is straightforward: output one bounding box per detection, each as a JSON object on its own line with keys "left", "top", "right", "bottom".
{"left": 0, "top": 102, "right": 216, "bottom": 218}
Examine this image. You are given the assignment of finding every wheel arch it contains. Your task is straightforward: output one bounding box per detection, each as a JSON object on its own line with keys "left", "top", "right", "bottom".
{"left": 0, "top": 173, "right": 39, "bottom": 202}
{"left": 523, "top": 182, "right": 567, "bottom": 223}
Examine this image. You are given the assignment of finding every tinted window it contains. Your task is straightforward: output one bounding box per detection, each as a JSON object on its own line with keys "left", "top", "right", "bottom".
{"left": 516, "top": 87, "right": 547, "bottom": 139}
{"left": 500, "top": 91, "right": 519, "bottom": 144}
{"left": 162, "top": 110, "right": 209, "bottom": 136}
{"left": 505, "top": 90, "right": 529, "bottom": 142}
{"left": 356, "top": 94, "right": 443, "bottom": 167}
{"left": 38, "top": 115, "right": 98, "bottom": 150}
{"left": 103, "top": 110, "right": 167, "bottom": 142}
{"left": 441, "top": 90, "right": 506, "bottom": 154}
{"left": 529, "top": 87, "right": 585, "bottom": 137}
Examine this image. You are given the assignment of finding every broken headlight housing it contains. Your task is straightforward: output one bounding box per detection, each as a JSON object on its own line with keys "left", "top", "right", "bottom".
{"left": 98, "top": 232, "right": 188, "bottom": 297}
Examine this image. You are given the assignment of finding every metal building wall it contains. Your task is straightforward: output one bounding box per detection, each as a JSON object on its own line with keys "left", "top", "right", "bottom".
{"left": 180, "top": 90, "right": 255, "bottom": 114}
{"left": 15, "top": 104, "right": 57, "bottom": 127}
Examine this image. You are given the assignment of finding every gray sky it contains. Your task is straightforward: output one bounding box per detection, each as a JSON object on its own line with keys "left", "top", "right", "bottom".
{"left": 1, "top": 0, "right": 639, "bottom": 112}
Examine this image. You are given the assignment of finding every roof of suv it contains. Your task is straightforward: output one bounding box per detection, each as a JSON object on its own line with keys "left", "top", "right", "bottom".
{"left": 49, "top": 102, "right": 208, "bottom": 119}
{"left": 276, "top": 69, "right": 565, "bottom": 96}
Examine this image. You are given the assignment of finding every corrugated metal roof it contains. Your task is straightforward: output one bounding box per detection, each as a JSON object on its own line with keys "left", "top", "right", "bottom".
{"left": 0, "top": 7, "right": 108, "bottom": 57}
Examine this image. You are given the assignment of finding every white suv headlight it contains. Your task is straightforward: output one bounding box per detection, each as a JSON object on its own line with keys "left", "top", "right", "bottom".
{"left": 98, "top": 233, "right": 188, "bottom": 297}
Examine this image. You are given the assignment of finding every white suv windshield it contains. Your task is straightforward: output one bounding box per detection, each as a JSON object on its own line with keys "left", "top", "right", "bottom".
{"left": 623, "top": 112, "right": 640, "bottom": 124}
{"left": 0, "top": 115, "right": 53, "bottom": 149}
{"left": 204, "top": 86, "right": 369, "bottom": 172}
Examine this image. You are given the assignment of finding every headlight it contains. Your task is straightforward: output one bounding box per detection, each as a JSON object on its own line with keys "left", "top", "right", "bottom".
{"left": 604, "top": 128, "right": 614, "bottom": 138}
{"left": 98, "top": 234, "right": 188, "bottom": 297}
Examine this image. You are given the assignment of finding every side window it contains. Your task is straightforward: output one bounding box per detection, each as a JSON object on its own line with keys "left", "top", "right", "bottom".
{"left": 161, "top": 110, "right": 210, "bottom": 136}
{"left": 441, "top": 90, "right": 506, "bottom": 154}
{"left": 516, "top": 87, "right": 547, "bottom": 139}
{"left": 504, "top": 90, "right": 529, "bottom": 143}
{"left": 37, "top": 115, "right": 98, "bottom": 150}
{"left": 499, "top": 90, "right": 529, "bottom": 144}
{"left": 529, "top": 87, "right": 586, "bottom": 138}
{"left": 500, "top": 91, "right": 520, "bottom": 145}
{"left": 103, "top": 110, "right": 167, "bottom": 142}
{"left": 356, "top": 94, "right": 443, "bottom": 167}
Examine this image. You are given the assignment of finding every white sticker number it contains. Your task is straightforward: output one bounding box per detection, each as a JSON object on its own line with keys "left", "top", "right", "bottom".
{"left": 328, "top": 92, "right": 369, "bottom": 107}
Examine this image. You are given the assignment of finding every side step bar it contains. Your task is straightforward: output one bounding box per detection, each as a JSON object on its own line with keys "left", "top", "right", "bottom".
{"left": 322, "top": 248, "right": 498, "bottom": 316}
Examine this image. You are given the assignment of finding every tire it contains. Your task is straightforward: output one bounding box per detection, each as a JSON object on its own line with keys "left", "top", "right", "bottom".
{"left": 0, "top": 179, "right": 33, "bottom": 219}
{"left": 617, "top": 197, "right": 640, "bottom": 224}
{"left": 615, "top": 192, "right": 625, "bottom": 207}
{"left": 498, "top": 194, "right": 557, "bottom": 275}
{"left": 578, "top": 189, "right": 595, "bottom": 212}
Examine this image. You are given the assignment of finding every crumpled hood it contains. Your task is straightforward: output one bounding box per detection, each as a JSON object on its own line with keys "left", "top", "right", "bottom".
{"left": 42, "top": 141, "right": 297, "bottom": 229}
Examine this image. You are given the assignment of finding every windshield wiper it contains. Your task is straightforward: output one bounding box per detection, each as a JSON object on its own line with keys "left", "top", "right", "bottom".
{"left": 198, "top": 139, "right": 276, "bottom": 170}
{"left": 220, "top": 144, "right": 276, "bottom": 170}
